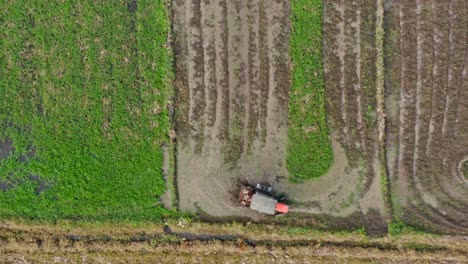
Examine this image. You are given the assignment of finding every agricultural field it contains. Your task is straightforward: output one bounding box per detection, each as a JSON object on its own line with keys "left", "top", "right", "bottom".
{"left": 172, "top": 0, "right": 467, "bottom": 236}
{"left": 0, "top": 0, "right": 173, "bottom": 220}
{"left": 385, "top": 0, "right": 468, "bottom": 235}
{"left": 173, "top": 0, "right": 388, "bottom": 235}
{"left": 0, "top": 0, "right": 467, "bottom": 253}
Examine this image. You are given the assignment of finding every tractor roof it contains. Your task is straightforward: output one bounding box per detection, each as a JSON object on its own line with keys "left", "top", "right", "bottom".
{"left": 250, "top": 193, "right": 277, "bottom": 215}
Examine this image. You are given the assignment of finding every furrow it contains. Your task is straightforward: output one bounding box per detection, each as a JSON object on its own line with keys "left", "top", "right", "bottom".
{"left": 258, "top": 0, "right": 270, "bottom": 144}
{"left": 454, "top": 0, "right": 467, "bottom": 132}
{"left": 397, "top": 0, "right": 417, "bottom": 188}
{"left": 343, "top": 0, "right": 361, "bottom": 160}
{"left": 426, "top": 1, "right": 449, "bottom": 156}
{"left": 357, "top": 0, "right": 377, "bottom": 196}
{"left": 225, "top": 0, "right": 248, "bottom": 162}
{"left": 173, "top": 0, "right": 190, "bottom": 143}
{"left": 412, "top": 0, "right": 434, "bottom": 169}
{"left": 186, "top": 0, "right": 206, "bottom": 152}
{"left": 323, "top": 0, "right": 344, "bottom": 134}
{"left": 338, "top": 0, "right": 348, "bottom": 141}
{"left": 200, "top": 0, "right": 217, "bottom": 130}
{"left": 213, "top": 0, "right": 229, "bottom": 142}
{"left": 442, "top": 0, "right": 465, "bottom": 139}
{"left": 271, "top": 0, "right": 291, "bottom": 127}
{"left": 246, "top": 0, "right": 261, "bottom": 152}
{"left": 353, "top": 3, "right": 366, "bottom": 154}
{"left": 413, "top": 0, "right": 423, "bottom": 182}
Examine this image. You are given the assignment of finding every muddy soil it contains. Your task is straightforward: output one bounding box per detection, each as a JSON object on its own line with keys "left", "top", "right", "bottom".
{"left": 385, "top": 0, "right": 468, "bottom": 235}
{"left": 0, "top": 137, "right": 14, "bottom": 160}
{"left": 173, "top": 0, "right": 387, "bottom": 231}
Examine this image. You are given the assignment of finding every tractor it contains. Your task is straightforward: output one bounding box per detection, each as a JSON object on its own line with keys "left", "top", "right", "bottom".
{"left": 238, "top": 183, "right": 289, "bottom": 215}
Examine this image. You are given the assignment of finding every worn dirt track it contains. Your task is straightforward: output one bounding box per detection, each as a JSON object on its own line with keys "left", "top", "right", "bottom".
{"left": 173, "top": 0, "right": 387, "bottom": 234}
{"left": 385, "top": 0, "right": 468, "bottom": 235}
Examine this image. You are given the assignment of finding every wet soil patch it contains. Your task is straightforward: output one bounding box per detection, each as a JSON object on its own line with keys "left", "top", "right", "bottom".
{"left": 27, "top": 174, "right": 54, "bottom": 195}
{"left": 0, "top": 137, "right": 14, "bottom": 160}
{"left": 0, "top": 179, "right": 19, "bottom": 192}
{"left": 127, "top": 0, "right": 137, "bottom": 13}
{"left": 363, "top": 209, "right": 388, "bottom": 237}
{"left": 19, "top": 145, "right": 36, "bottom": 163}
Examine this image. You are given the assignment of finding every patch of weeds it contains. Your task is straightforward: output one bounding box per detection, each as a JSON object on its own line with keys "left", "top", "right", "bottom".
{"left": 388, "top": 220, "right": 420, "bottom": 236}
{"left": 287, "top": 0, "right": 333, "bottom": 182}
{"left": 463, "top": 162, "right": 468, "bottom": 180}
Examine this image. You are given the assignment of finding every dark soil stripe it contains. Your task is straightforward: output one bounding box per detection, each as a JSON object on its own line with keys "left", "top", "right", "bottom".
{"left": 413, "top": 0, "right": 434, "bottom": 170}
{"left": 358, "top": 0, "right": 377, "bottom": 196}
{"left": 258, "top": 0, "right": 270, "bottom": 145}
{"left": 426, "top": 0, "right": 449, "bottom": 155}
{"left": 201, "top": 0, "right": 217, "bottom": 129}
{"left": 246, "top": 0, "right": 260, "bottom": 151}
{"left": 453, "top": 0, "right": 467, "bottom": 135}
{"left": 272, "top": 0, "right": 291, "bottom": 127}
{"left": 215, "top": 0, "right": 230, "bottom": 142}
{"left": 224, "top": 0, "right": 248, "bottom": 163}
{"left": 173, "top": 0, "right": 190, "bottom": 144}
{"left": 188, "top": 0, "right": 206, "bottom": 153}
{"left": 323, "top": 1, "right": 345, "bottom": 136}
{"left": 443, "top": 0, "right": 465, "bottom": 139}
{"left": 343, "top": 1, "right": 362, "bottom": 164}
{"left": 397, "top": 0, "right": 417, "bottom": 185}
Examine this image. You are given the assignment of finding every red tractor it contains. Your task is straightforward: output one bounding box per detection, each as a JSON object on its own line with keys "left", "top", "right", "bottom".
{"left": 238, "top": 183, "right": 289, "bottom": 215}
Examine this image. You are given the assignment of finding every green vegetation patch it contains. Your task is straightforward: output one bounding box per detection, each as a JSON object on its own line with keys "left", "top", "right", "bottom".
{"left": 0, "top": 0, "right": 172, "bottom": 221}
{"left": 463, "top": 162, "right": 468, "bottom": 180}
{"left": 287, "top": 0, "right": 333, "bottom": 182}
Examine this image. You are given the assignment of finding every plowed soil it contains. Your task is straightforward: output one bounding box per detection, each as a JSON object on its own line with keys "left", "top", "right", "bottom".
{"left": 173, "top": 0, "right": 387, "bottom": 233}
{"left": 385, "top": 0, "right": 468, "bottom": 235}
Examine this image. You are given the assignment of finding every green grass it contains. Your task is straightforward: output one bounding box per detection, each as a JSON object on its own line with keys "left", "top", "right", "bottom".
{"left": 287, "top": 0, "right": 333, "bottom": 182}
{"left": 0, "top": 0, "right": 172, "bottom": 221}
{"left": 463, "top": 162, "right": 467, "bottom": 180}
